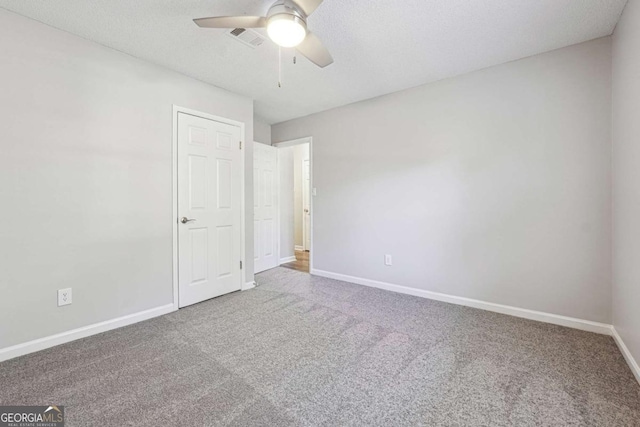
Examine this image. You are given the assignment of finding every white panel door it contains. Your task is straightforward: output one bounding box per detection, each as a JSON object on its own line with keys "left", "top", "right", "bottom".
{"left": 303, "top": 158, "right": 311, "bottom": 251}
{"left": 178, "top": 113, "right": 242, "bottom": 308}
{"left": 254, "top": 143, "right": 278, "bottom": 273}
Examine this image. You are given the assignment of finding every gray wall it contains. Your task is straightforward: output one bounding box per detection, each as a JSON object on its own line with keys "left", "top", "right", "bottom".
{"left": 612, "top": 0, "right": 640, "bottom": 370}
{"left": 0, "top": 9, "right": 254, "bottom": 349}
{"left": 273, "top": 38, "right": 613, "bottom": 323}
{"left": 254, "top": 116, "right": 272, "bottom": 145}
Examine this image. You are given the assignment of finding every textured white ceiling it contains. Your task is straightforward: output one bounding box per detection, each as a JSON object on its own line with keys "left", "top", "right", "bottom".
{"left": 0, "top": 0, "right": 627, "bottom": 124}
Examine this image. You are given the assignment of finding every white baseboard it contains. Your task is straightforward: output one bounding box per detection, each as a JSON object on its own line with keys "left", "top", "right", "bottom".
{"left": 280, "top": 256, "right": 296, "bottom": 264}
{"left": 242, "top": 281, "right": 256, "bottom": 291}
{"left": 310, "top": 269, "right": 612, "bottom": 336}
{"left": 0, "top": 304, "right": 175, "bottom": 363}
{"left": 295, "top": 245, "right": 304, "bottom": 252}
{"left": 612, "top": 327, "right": 640, "bottom": 385}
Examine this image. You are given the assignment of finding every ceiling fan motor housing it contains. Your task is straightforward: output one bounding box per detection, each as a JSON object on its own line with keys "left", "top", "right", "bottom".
{"left": 267, "top": 0, "right": 308, "bottom": 30}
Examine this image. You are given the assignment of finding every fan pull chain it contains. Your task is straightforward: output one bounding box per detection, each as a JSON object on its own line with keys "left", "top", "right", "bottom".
{"left": 278, "top": 46, "right": 282, "bottom": 88}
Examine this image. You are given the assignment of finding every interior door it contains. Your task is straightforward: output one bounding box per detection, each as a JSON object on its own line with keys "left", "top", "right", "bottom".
{"left": 178, "top": 112, "right": 242, "bottom": 308}
{"left": 303, "top": 158, "right": 311, "bottom": 251}
{"left": 254, "top": 143, "right": 278, "bottom": 273}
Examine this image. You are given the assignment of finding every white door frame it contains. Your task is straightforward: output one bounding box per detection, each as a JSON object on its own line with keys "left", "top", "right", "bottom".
{"left": 172, "top": 105, "right": 246, "bottom": 311}
{"left": 302, "top": 157, "right": 311, "bottom": 251}
{"left": 272, "top": 136, "right": 313, "bottom": 272}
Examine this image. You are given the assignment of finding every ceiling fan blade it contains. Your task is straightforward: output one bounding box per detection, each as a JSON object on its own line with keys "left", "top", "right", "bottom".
{"left": 296, "top": 31, "right": 333, "bottom": 68}
{"left": 193, "top": 16, "right": 267, "bottom": 28}
{"left": 295, "top": 0, "right": 323, "bottom": 16}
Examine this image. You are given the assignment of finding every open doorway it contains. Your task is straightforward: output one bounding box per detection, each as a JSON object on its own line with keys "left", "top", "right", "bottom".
{"left": 274, "top": 137, "right": 312, "bottom": 273}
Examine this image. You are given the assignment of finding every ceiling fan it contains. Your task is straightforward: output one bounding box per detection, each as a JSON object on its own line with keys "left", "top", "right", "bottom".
{"left": 194, "top": 0, "right": 333, "bottom": 68}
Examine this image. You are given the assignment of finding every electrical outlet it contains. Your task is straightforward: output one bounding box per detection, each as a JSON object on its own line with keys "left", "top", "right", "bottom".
{"left": 385, "top": 254, "right": 392, "bottom": 266}
{"left": 58, "top": 288, "right": 72, "bottom": 306}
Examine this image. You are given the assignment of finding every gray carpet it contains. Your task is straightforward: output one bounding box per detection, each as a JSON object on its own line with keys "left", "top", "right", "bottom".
{"left": 1, "top": 267, "right": 639, "bottom": 426}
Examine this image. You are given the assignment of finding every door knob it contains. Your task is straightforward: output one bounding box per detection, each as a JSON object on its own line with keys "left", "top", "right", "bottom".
{"left": 304, "top": 209, "right": 309, "bottom": 213}
{"left": 180, "top": 217, "right": 197, "bottom": 224}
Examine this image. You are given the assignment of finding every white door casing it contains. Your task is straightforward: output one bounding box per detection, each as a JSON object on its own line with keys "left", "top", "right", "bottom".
{"left": 177, "top": 112, "right": 242, "bottom": 308}
{"left": 254, "top": 143, "right": 279, "bottom": 273}
{"left": 303, "top": 158, "right": 311, "bottom": 251}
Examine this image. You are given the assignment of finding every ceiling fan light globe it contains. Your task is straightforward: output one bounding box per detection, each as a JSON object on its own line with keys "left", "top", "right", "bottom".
{"left": 267, "top": 14, "right": 307, "bottom": 47}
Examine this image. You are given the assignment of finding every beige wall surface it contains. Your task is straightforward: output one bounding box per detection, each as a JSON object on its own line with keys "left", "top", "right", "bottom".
{"left": 0, "top": 9, "right": 255, "bottom": 349}
{"left": 274, "top": 38, "right": 613, "bottom": 323}
{"left": 612, "top": 0, "right": 640, "bottom": 372}
{"left": 254, "top": 116, "right": 272, "bottom": 145}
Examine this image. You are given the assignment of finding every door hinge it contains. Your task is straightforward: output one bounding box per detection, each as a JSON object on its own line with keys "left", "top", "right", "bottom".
{"left": 239, "top": 141, "right": 242, "bottom": 150}
{"left": 240, "top": 260, "right": 243, "bottom": 269}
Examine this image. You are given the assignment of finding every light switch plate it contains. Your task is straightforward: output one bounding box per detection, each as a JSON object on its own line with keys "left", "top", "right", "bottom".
{"left": 385, "top": 254, "right": 393, "bottom": 266}
{"left": 58, "top": 288, "right": 72, "bottom": 306}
